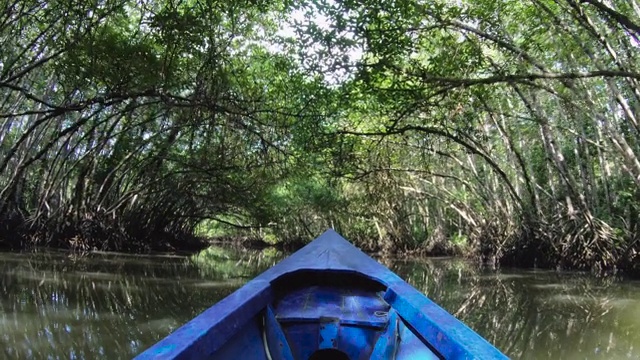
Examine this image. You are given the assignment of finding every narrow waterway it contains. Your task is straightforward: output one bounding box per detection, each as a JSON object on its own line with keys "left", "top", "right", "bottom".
{"left": 1, "top": 247, "right": 638, "bottom": 359}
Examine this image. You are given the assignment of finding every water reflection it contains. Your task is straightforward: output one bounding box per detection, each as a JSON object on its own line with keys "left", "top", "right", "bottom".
{"left": 0, "top": 248, "right": 282, "bottom": 359}
{"left": 390, "top": 258, "right": 640, "bottom": 360}
{"left": 1, "top": 249, "right": 639, "bottom": 359}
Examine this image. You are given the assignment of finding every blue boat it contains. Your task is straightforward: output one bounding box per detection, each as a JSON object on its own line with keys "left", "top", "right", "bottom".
{"left": 135, "top": 230, "right": 507, "bottom": 359}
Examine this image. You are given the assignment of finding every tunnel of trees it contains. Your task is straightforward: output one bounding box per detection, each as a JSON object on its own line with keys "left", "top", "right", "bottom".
{"left": 0, "top": 0, "right": 638, "bottom": 275}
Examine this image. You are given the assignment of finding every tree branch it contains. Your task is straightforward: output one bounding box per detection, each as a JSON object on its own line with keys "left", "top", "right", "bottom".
{"left": 415, "top": 70, "right": 640, "bottom": 87}
{"left": 579, "top": 0, "right": 640, "bottom": 35}
{"left": 336, "top": 126, "right": 524, "bottom": 208}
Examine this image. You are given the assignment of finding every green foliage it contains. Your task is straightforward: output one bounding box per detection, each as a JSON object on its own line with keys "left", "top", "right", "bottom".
{"left": 451, "top": 234, "right": 468, "bottom": 247}
{"left": 1, "top": 0, "right": 639, "bottom": 275}
{"left": 195, "top": 219, "right": 235, "bottom": 238}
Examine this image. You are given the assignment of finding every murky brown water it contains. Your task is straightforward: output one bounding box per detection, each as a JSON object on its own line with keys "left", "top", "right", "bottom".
{"left": 1, "top": 248, "right": 639, "bottom": 359}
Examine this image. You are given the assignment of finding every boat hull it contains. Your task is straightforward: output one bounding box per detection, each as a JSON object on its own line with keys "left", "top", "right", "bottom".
{"left": 135, "top": 230, "right": 508, "bottom": 359}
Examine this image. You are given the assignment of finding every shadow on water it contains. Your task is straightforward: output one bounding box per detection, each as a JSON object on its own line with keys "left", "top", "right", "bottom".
{"left": 1, "top": 248, "right": 639, "bottom": 359}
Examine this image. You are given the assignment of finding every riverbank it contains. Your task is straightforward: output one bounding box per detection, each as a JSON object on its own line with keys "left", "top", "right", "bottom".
{"left": 197, "top": 233, "right": 640, "bottom": 279}
{"left": 2, "top": 227, "right": 638, "bottom": 279}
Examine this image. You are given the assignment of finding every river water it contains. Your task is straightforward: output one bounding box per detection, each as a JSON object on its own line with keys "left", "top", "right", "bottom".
{"left": 1, "top": 247, "right": 639, "bottom": 359}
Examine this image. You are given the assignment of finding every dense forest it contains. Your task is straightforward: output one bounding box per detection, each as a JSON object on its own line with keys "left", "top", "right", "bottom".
{"left": 0, "top": 0, "right": 639, "bottom": 275}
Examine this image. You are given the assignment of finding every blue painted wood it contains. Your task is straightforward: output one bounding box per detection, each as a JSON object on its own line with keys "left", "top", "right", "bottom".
{"left": 135, "top": 281, "right": 273, "bottom": 360}
{"left": 279, "top": 323, "right": 318, "bottom": 360}
{"left": 263, "top": 306, "right": 295, "bottom": 360}
{"left": 318, "top": 319, "right": 339, "bottom": 349}
{"left": 277, "top": 285, "right": 387, "bottom": 359}
{"left": 274, "top": 286, "right": 389, "bottom": 328}
{"left": 210, "top": 317, "right": 266, "bottom": 360}
{"left": 275, "top": 285, "right": 385, "bottom": 359}
{"left": 384, "top": 286, "right": 506, "bottom": 359}
{"left": 135, "top": 229, "right": 508, "bottom": 359}
{"left": 395, "top": 317, "right": 441, "bottom": 360}
{"left": 370, "top": 309, "right": 399, "bottom": 359}
{"left": 335, "top": 325, "right": 379, "bottom": 360}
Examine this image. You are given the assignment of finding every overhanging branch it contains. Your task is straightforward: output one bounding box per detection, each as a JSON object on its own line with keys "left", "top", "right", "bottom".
{"left": 336, "top": 126, "right": 524, "bottom": 208}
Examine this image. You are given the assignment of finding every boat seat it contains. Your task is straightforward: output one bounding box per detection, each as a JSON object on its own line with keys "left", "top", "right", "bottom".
{"left": 265, "top": 285, "right": 440, "bottom": 360}
{"left": 274, "top": 286, "right": 390, "bottom": 329}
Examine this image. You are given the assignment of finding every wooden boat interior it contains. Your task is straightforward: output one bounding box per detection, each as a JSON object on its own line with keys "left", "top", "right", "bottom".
{"left": 218, "top": 270, "right": 441, "bottom": 359}
{"left": 134, "top": 230, "right": 508, "bottom": 360}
